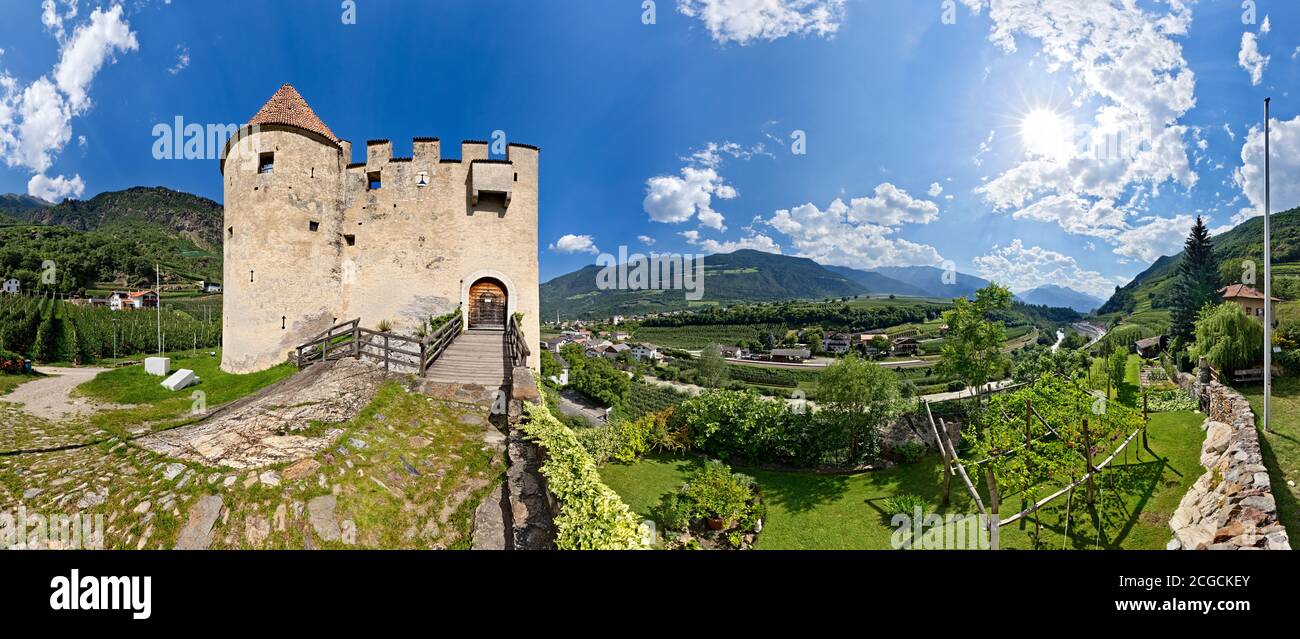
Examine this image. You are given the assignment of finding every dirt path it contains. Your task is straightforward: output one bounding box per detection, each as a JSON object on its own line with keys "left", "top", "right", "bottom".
{"left": 1, "top": 366, "right": 124, "bottom": 421}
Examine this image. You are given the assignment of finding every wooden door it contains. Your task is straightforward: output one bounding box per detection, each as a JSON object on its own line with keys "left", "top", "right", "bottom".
{"left": 469, "top": 279, "right": 507, "bottom": 327}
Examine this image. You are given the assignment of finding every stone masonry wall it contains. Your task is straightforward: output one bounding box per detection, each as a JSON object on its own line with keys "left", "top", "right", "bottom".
{"left": 1168, "top": 373, "right": 1290, "bottom": 550}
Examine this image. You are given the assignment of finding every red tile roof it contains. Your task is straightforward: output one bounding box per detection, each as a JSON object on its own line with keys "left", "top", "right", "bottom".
{"left": 1220, "top": 284, "right": 1281, "bottom": 302}
{"left": 247, "top": 84, "right": 338, "bottom": 145}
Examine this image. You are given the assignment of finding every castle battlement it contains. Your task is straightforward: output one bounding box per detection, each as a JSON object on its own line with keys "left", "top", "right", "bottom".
{"left": 219, "top": 84, "right": 540, "bottom": 375}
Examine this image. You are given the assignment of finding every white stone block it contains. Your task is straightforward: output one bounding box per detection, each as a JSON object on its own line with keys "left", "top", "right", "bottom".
{"left": 161, "top": 369, "right": 198, "bottom": 392}
{"left": 144, "top": 357, "right": 171, "bottom": 377}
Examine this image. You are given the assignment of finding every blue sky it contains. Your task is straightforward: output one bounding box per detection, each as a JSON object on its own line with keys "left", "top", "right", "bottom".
{"left": 1, "top": 1, "right": 1297, "bottom": 298}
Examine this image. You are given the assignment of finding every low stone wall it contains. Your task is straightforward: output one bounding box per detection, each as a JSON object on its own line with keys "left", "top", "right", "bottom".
{"left": 503, "top": 368, "right": 558, "bottom": 550}
{"left": 1169, "top": 373, "right": 1290, "bottom": 550}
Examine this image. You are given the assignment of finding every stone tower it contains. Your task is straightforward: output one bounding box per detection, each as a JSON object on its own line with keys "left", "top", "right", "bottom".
{"left": 219, "top": 84, "right": 539, "bottom": 374}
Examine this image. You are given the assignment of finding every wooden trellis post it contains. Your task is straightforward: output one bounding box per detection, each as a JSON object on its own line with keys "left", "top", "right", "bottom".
{"left": 1083, "top": 418, "right": 1095, "bottom": 504}
{"left": 984, "top": 467, "right": 1000, "bottom": 551}
{"left": 924, "top": 401, "right": 951, "bottom": 508}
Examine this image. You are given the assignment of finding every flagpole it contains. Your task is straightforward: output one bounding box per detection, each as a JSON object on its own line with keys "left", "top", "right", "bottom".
{"left": 156, "top": 263, "right": 163, "bottom": 357}
{"left": 1263, "top": 97, "right": 1272, "bottom": 433}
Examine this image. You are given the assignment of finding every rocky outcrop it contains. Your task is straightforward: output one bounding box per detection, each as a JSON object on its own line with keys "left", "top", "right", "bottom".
{"left": 1168, "top": 373, "right": 1290, "bottom": 550}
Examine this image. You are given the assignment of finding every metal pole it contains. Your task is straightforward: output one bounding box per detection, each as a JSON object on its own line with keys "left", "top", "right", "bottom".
{"left": 1264, "top": 98, "right": 1272, "bottom": 433}
{"left": 156, "top": 264, "right": 162, "bottom": 356}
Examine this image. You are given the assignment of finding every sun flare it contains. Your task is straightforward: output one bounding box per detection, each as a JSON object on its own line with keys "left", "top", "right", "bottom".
{"left": 1020, "top": 108, "right": 1073, "bottom": 160}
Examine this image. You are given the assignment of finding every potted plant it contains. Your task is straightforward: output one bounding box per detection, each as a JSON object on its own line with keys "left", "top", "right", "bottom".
{"left": 684, "top": 461, "right": 752, "bottom": 531}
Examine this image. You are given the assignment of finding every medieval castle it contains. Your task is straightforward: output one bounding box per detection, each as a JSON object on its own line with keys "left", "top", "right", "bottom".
{"left": 219, "top": 84, "right": 539, "bottom": 374}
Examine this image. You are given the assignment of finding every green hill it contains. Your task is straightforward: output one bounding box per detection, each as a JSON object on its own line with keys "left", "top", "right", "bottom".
{"left": 1098, "top": 207, "right": 1300, "bottom": 324}
{"left": 0, "top": 187, "right": 224, "bottom": 293}
{"left": 22, "top": 186, "right": 223, "bottom": 249}
{"left": 541, "top": 249, "right": 872, "bottom": 319}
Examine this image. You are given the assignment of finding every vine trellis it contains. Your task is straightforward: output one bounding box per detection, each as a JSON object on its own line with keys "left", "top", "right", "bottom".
{"left": 924, "top": 377, "right": 1157, "bottom": 549}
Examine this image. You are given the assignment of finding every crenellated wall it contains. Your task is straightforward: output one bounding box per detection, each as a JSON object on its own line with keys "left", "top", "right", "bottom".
{"left": 221, "top": 125, "right": 540, "bottom": 374}
{"left": 1169, "top": 373, "right": 1290, "bottom": 550}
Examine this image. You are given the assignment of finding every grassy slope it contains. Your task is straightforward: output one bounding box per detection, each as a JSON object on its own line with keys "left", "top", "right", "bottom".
{"left": 1243, "top": 379, "right": 1300, "bottom": 540}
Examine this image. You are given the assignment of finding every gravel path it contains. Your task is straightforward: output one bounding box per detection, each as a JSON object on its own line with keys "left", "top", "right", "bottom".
{"left": 1, "top": 366, "right": 124, "bottom": 421}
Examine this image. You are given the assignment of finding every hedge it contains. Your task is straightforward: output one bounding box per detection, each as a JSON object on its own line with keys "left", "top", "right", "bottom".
{"left": 520, "top": 401, "right": 647, "bottom": 550}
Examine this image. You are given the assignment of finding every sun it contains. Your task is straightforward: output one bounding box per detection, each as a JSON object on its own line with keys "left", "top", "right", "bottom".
{"left": 1020, "top": 108, "right": 1073, "bottom": 160}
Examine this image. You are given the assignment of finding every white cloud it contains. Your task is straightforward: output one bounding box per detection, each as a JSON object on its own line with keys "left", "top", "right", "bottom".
{"left": 974, "top": 240, "right": 1123, "bottom": 300}
{"left": 677, "top": 0, "right": 846, "bottom": 45}
{"left": 1223, "top": 123, "right": 1235, "bottom": 140}
{"left": 1112, "top": 214, "right": 1196, "bottom": 263}
{"left": 1238, "top": 31, "right": 1269, "bottom": 86}
{"left": 0, "top": 5, "right": 137, "bottom": 200}
{"left": 53, "top": 5, "right": 139, "bottom": 113}
{"left": 963, "top": 0, "right": 1199, "bottom": 262}
{"left": 643, "top": 165, "right": 734, "bottom": 230}
{"left": 1261, "top": 15, "right": 1271, "bottom": 35}
{"left": 1231, "top": 115, "right": 1300, "bottom": 226}
{"left": 637, "top": 235, "right": 655, "bottom": 246}
{"left": 548, "top": 234, "right": 599, "bottom": 255}
{"left": 168, "top": 46, "right": 190, "bottom": 75}
{"left": 760, "top": 183, "right": 944, "bottom": 269}
{"left": 27, "top": 172, "right": 84, "bottom": 201}
{"left": 681, "top": 230, "right": 782, "bottom": 254}
{"left": 972, "top": 129, "right": 994, "bottom": 166}
{"left": 927, "top": 182, "right": 943, "bottom": 197}
{"left": 41, "top": 0, "right": 78, "bottom": 42}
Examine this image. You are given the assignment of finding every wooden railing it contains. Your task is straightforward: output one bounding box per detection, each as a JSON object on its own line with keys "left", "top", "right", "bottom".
{"left": 294, "top": 310, "right": 464, "bottom": 375}
{"left": 421, "top": 309, "right": 462, "bottom": 373}
{"left": 295, "top": 318, "right": 361, "bottom": 368}
{"left": 506, "top": 313, "right": 529, "bottom": 369}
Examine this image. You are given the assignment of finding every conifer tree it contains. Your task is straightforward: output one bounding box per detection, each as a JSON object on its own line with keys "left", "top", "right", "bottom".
{"left": 1170, "top": 216, "right": 1218, "bottom": 348}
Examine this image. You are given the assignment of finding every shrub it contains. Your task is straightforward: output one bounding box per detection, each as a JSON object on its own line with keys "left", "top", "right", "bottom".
{"left": 683, "top": 461, "right": 754, "bottom": 525}
{"left": 651, "top": 492, "right": 693, "bottom": 532}
{"left": 890, "top": 441, "right": 926, "bottom": 464}
{"left": 884, "top": 493, "right": 927, "bottom": 518}
{"left": 519, "top": 401, "right": 647, "bottom": 550}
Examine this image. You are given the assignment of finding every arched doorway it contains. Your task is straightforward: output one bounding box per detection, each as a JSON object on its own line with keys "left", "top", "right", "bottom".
{"left": 468, "top": 278, "right": 508, "bottom": 328}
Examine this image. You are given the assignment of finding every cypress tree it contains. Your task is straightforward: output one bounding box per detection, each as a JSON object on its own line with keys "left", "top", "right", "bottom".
{"left": 1169, "top": 216, "right": 1218, "bottom": 348}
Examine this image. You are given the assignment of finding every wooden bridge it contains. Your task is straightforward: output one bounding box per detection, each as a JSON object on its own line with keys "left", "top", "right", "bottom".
{"left": 293, "top": 309, "right": 529, "bottom": 387}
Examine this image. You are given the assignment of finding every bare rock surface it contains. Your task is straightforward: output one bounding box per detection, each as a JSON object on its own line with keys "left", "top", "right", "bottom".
{"left": 137, "top": 358, "right": 387, "bottom": 469}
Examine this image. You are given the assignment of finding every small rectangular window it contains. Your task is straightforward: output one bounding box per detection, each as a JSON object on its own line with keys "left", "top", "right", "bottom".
{"left": 309, "top": 221, "right": 320, "bottom": 232}
{"left": 367, "top": 171, "right": 382, "bottom": 190}
{"left": 344, "top": 234, "right": 356, "bottom": 246}
{"left": 258, "top": 152, "right": 274, "bottom": 174}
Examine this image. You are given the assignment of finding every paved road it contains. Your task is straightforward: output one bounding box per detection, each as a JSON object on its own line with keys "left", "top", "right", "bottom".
{"left": 1, "top": 366, "right": 125, "bottom": 421}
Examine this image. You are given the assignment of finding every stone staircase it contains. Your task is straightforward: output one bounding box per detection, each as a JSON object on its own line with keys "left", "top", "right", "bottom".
{"left": 425, "top": 328, "right": 509, "bottom": 386}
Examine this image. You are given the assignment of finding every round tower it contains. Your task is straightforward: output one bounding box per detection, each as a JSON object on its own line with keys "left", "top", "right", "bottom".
{"left": 219, "top": 84, "right": 347, "bottom": 373}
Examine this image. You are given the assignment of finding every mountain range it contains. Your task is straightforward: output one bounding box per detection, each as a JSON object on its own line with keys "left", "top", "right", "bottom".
{"left": 539, "top": 249, "right": 1094, "bottom": 319}
{"left": 1017, "top": 284, "right": 1105, "bottom": 313}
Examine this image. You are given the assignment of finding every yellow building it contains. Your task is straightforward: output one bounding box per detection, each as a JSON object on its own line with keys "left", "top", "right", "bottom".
{"left": 1219, "top": 284, "right": 1280, "bottom": 326}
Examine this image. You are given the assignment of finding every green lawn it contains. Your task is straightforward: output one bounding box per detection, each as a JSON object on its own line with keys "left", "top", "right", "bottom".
{"left": 602, "top": 410, "right": 1203, "bottom": 550}
{"left": 1243, "top": 378, "right": 1300, "bottom": 541}
{"left": 73, "top": 351, "right": 294, "bottom": 437}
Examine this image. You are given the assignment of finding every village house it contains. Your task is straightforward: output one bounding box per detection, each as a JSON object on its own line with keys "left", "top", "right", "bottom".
{"left": 892, "top": 337, "right": 921, "bottom": 356}
{"left": 1135, "top": 335, "right": 1166, "bottom": 358}
{"left": 630, "top": 343, "right": 661, "bottom": 362}
{"left": 769, "top": 347, "right": 811, "bottom": 363}
{"left": 822, "top": 333, "right": 853, "bottom": 354}
{"left": 109, "top": 290, "right": 159, "bottom": 311}
{"left": 719, "top": 345, "right": 748, "bottom": 359}
{"left": 549, "top": 354, "right": 570, "bottom": 386}
{"left": 855, "top": 332, "right": 892, "bottom": 356}
{"left": 604, "top": 343, "right": 631, "bottom": 360}
{"left": 1220, "top": 284, "right": 1280, "bottom": 326}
